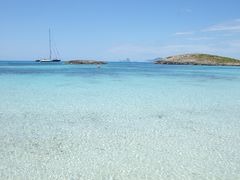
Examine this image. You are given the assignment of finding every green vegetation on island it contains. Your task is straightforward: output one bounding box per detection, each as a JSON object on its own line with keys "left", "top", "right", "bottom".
{"left": 155, "top": 54, "right": 240, "bottom": 66}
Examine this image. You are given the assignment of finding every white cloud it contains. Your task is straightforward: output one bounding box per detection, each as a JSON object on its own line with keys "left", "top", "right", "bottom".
{"left": 174, "top": 31, "right": 194, "bottom": 36}
{"left": 108, "top": 44, "right": 219, "bottom": 60}
{"left": 203, "top": 19, "right": 240, "bottom": 32}
{"left": 107, "top": 19, "right": 240, "bottom": 60}
{"left": 186, "top": 37, "right": 213, "bottom": 41}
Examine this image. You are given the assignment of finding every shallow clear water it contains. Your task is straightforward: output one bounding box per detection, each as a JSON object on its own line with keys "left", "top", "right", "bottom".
{"left": 0, "top": 61, "right": 240, "bottom": 179}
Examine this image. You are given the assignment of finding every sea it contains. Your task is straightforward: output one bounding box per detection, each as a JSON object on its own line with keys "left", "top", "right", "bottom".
{"left": 0, "top": 61, "right": 240, "bottom": 179}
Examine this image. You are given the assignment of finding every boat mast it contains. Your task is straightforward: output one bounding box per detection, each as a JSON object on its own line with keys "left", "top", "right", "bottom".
{"left": 49, "top": 28, "right": 52, "bottom": 60}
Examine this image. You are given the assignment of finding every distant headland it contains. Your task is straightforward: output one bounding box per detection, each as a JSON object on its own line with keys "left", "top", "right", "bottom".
{"left": 154, "top": 54, "right": 240, "bottom": 66}
{"left": 65, "top": 60, "right": 107, "bottom": 65}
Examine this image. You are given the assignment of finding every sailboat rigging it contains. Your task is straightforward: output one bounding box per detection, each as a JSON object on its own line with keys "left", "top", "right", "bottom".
{"left": 35, "top": 29, "right": 61, "bottom": 62}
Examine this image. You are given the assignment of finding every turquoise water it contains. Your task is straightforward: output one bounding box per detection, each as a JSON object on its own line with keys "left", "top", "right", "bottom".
{"left": 0, "top": 61, "right": 240, "bottom": 179}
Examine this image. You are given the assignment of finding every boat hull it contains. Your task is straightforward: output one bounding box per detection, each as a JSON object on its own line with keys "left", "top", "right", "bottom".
{"left": 51, "top": 59, "right": 61, "bottom": 62}
{"left": 35, "top": 59, "right": 61, "bottom": 62}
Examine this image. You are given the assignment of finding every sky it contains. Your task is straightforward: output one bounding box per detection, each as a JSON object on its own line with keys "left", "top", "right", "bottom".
{"left": 0, "top": 0, "right": 240, "bottom": 61}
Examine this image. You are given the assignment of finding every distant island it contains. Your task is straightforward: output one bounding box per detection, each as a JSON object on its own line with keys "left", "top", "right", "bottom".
{"left": 154, "top": 54, "right": 240, "bottom": 66}
{"left": 65, "top": 60, "right": 107, "bottom": 65}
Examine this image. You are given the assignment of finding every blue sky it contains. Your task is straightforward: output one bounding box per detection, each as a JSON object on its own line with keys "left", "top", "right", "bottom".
{"left": 0, "top": 0, "right": 240, "bottom": 61}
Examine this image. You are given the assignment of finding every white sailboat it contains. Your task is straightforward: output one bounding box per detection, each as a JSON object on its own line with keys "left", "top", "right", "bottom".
{"left": 35, "top": 29, "right": 61, "bottom": 62}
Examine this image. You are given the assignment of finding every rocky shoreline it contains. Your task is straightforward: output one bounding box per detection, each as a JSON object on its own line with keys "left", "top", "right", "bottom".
{"left": 65, "top": 60, "right": 107, "bottom": 65}
{"left": 155, "top": 54, "right": 240, "bottom": 66}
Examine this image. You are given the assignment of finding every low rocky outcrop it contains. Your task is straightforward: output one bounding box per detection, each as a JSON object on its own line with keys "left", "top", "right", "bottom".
{"left": 155, "top": 54, "right": 240, "bottom": 66}
{"left": 65, "top": 60, "right": 107, "bottom": 65}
